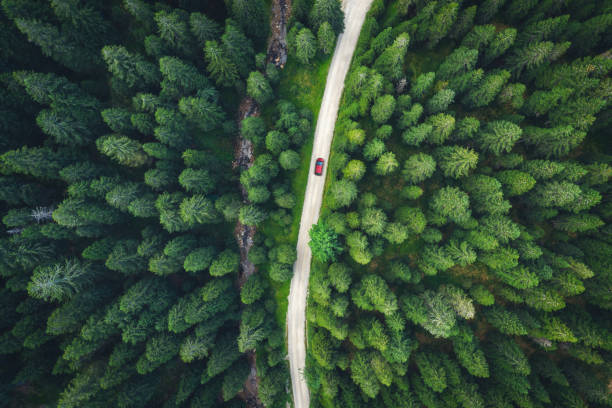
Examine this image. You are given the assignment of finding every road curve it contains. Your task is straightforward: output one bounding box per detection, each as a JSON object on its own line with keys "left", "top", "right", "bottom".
{"left": 286, "top": 0, "right": 374, "bottom": 407}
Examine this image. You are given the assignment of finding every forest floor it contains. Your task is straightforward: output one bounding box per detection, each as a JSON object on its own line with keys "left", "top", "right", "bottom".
{"left": 286, "top": 1, "right": 375, "bottom": 407}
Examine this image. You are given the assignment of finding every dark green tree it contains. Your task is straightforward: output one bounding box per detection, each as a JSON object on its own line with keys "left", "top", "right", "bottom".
{"left": 230, "top": 0, "right": 268, "bottom": 40}
{"left": 247, "top": 71, "right": 273, "bottom": 105}
{"left": 310, "top": 0, "right": 344, "bottom": 34}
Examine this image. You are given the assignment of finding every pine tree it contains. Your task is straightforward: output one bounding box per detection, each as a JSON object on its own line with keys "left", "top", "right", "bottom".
{"left": 450, "top": 5, "right": 477, "bottom": 40}
{"left": 507, "top": 41, "right": 568, "bottom": 77}
{"left": 454, "top": 117, "right": 480, "bottom": 141}
{"left": 247, "top": 71, "right": 273, "bottom": 105}
{"left": 371, "top": 94, "right": 396, "bottom": 124}
{"left": 14, "top": 18, "right": 99, "bottom": 73}
{"left": 410, "top": 71, "right": 435, "bottom": 99}
{"left": 239, "top": 204, "right": 267, "bottom": 226}
{"left": 279, "top": 150, "right": 301, "bottom": 170}
{"left": 522, "top": 87, "right": 573, "bottom": 117}
{"left": 461, "top": 24, "right": 496, "bottom": 51}
{"left": 463, "top": 174, "right": 510, "bottom": 214}
{"left": 430, "top": 186, "right": 471, "bottom": 224}
{"left": 310, "top": 0, "right": 345, "bottom": 34}
{"left": 343, "top": 159, "right": 366, "bottom": 181}
{"left": 554, "top": 214, "right": 604, "bottom": 233}
{"left": 427, "top": 113, "right": 455, "bottom": 145}
{"left": 427, "top": 89, "right": 455, "bottom": 113}
{"left": 415, "top": 351, "right": 448, "bottom": 392}
{"left": 497, "top": 83, "right": 526, "bottom": 109}
{"left": 329, "top": 179, "right": 358, "bottom": 209}
{"left": 436, "top": 146, "right": 478, "bottom": 178}
{"left": 180, "top": 195, "right": 219, "bottom": 225}
{"left": 222, "top": 19, "right": 255, "bottom": 78}
{"left": 437, "top": 47, "right": 478, "bottom": 81}
{"left": 463, "top": 70, "right": 510, "bottom": 108}
{"left": 484, "top": 28, "right": 517, "bottom": 65}
{"left": 154, "top": 9, "right": 196, "bottom": 57}
{"left": 402, "top": 153, "right": 436, "bottom": 183}
{"left": 230, "top": 0, "right": 268, "bottom": 40}
{"left": 204, "top": 40, "right": 239, "bottom": 87}
{"left": 102, "top": 46, "right": 160, "bottom": 90}
{"left": 124, "top": 0, "right": 154, "bottom": 28}
{"left": 476, "top": 0, "right": 506, "bottom": 23}
{"left": 374, "top": 33, "right": 410, "bottom": 81}
{"left": 295, "top": 28, "right": 317, "bottom": 65}
{"left": 27, "top": 259, "right": 92, "bottom": 302}
{"left": 479, "top": 120, "right": 522, "bottom": 155}
{"left": 516, "top": 15, "right": 569, "bottom": 47}
{"left": 426, "top": 2, "right": 458, "bottom": 48}
{"left": 317, "top": 21, "right": 336, "bottom": 54}
{"left": 97, "top": 135, "right": 148, "bottom": 167}
{"left": 506, "top": 0, "right": 538, "bottom": 22}
{"left": 523, "top": 125, "right": 584, "bottom": 158}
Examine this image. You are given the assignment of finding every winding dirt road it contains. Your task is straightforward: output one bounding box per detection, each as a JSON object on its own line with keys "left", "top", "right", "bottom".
{"left": 286, "top": 0, "right": 374, "bottom": 407}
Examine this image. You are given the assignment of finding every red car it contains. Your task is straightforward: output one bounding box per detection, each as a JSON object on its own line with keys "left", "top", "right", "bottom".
{"left": 314, "top": 158, "right": 325, "bottom": 176}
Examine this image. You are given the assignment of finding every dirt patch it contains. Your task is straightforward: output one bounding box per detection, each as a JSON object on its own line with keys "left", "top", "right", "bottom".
{"left": 235, "top": 221, "right": 256, "bottom": 286}
{"left": 234, "top": 96, "right": 263, "bottom": 407}
{"left": 239, "top": 352, "right": 265, "bottom": 408}
{"left": 233, "top": 97, "right": 259, "bottom": 288}
{"left": 267, "top": 0, "right": 291, "bottom": 68}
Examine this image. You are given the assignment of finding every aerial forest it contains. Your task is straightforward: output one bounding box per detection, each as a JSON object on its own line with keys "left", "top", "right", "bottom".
{"left": 1, "top": 0, "right": 611, "bottom": 407}
{"left": 0, "top": 0, "right": 329, "bottom": 405}
{"left": 306, "top": 0, "right": 612, "bottom": 407}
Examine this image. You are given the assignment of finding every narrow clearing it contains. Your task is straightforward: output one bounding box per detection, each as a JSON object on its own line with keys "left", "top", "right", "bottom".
{"left": 286, "top": 1, "right": 374, "bottom": 407}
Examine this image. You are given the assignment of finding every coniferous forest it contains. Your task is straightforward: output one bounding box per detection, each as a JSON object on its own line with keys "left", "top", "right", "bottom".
{"left": 1, "top": 0, "right": 611, "bottom": 407}
{"left": 306, "top": 0, "right": 612, "bottom": 407}
{"left": 0, "top": 0, "right": 309, "bottom": 406}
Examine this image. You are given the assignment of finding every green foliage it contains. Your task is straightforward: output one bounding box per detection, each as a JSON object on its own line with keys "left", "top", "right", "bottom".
{"left": 205, "top": 40, "right": 239, "bottom": 87}
{"left": 310, "top": 0, "right": 344, "bottom": 34}
{"left": 97, "top": 135, "right": 148, "bottom": 167}
{"left": 28, "top": 260, "right": 91, "bottom": 302}
{"left": 247, "top": 71, "right": 273, "bottom": 105}
{"left": 430, "top": 186, "right": 471, "bottom": 224}
{"left": 415, "top": 351, "right": 448, "bottom": 392}
{"left": 411, "top": 72, "right": 435, "bottom": 99}
{"left": 436, "top": 146, "right": 478, "bottom": 178}
{"left": 427, "top": 89, "right": 455, "bottom": 113}
{"left": 374, "top": 33, "right": 410, "bottom": 81}
{"left": 371, "top": 94, "right": 396, "bottom": 124}
{"left": 484, "top": 28, "right": 517, "bottom": 64}
{"left": 279, "top": 150, "right": 301, "bottom": 170}
{"left": 295, "top": 28, "right": 317, "bottom": 65}
{"left": 309, "top": 222, "right": 343, "bottom": 262}
{"left": 437, "top": 47, "right": 478, "bottom": 81}
{"left": 2, "top": 2, "right": 612, "bottom": 407}
{"left": 318, "top": 21, "right": 336, "bottom": 54}
{"left": 463, "top": 70, "right": 510, "bottom": 108}
{"left": 328, "top": 179, "right": 358, "bottom": 209}
{"left": 230, "top": 0, "right": 268, "bottom": 40}
{"left": 374, "top": 152, "right": 399, "bottom": 175}
{"left": 102, "top": 46, "right": 159, "bottom": 89}
{"left": 343, "top": 159, "right": 366, "bottom": 181}
{"left": 462, "top": 24, "right": 496, "bottom": 50}
{"left": 209, "top": 250, "right": 239, "bottom": 277}
{"left": 479, "top": 120, "right": 522, "bottom": 155}
{"left": 402, "top": 153, "right": 436, "bottom": 183}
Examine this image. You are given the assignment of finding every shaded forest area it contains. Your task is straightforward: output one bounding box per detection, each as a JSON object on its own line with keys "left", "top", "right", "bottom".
{"left": 307, "top": 0, "right": 612, "bottom": 407}
{"left": 0, "top": 0, "right": 299, "bottom": 406}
